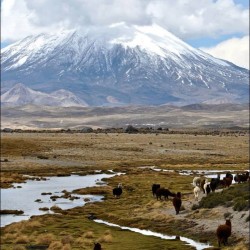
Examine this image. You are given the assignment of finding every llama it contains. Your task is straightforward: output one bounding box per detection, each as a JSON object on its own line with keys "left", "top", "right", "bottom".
{"left": 173, "top": 192, "right": 182, "bottom": 215}
{"left": 210, "top": 173, "right": 221, "bottom": 192}
{"left": 155, "top": 188, "right": 175, "bottom": 200}
{"left": 193, "top": 176, "right": 202, "bottom": 187}
{"left": 222, "top": 177, "right": 232, "bottom": 188}
{"left": 216, "top": 219, "right": 232, "bottom": 247}
{"left": 234, "top": 171, "right": 249, "bottom": 183}
{"left": 193, "top": 186, "right": 201, "bottom": 201}
{"left": 93, "top": 242, "right": 102, "bottom": 250}
{"left": 152, "top": 184, "right": 160, "bottom": 197}
{"left": 113, "top": 183, "right": 122, "bottom": 198}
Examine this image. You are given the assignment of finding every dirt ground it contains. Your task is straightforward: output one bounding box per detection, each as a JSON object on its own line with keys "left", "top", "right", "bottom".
{"left": 159, "top": 190, "right": 249, "bottom": 244}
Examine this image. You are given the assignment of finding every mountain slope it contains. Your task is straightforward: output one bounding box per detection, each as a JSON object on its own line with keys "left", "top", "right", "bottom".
{"left": 1, "top": 83, "right": 88, "bottom": 107}
{"left": 1, "top": 23, "right": 249, "bottom": 106}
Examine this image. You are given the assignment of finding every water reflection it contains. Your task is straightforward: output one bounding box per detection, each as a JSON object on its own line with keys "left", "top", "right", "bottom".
{"left": 1, "top": 173, "right": 118, "bottom": 227}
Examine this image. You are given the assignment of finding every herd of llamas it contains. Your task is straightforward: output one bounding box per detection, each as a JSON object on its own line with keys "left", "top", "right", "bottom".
{"left": 108, "top": 170, "right": 249, "bottom": 249}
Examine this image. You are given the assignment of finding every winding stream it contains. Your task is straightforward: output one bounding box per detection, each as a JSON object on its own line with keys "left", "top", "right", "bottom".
{"left": 2, "top": 169, "right": 237, "bottom": 248}
{"left": 94, "top": 219, "right": 211, "bottom": 250}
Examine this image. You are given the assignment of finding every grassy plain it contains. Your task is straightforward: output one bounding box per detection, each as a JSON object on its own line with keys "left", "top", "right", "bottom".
{"left": 0, "top": 131, "right": 249, "bottom": 249}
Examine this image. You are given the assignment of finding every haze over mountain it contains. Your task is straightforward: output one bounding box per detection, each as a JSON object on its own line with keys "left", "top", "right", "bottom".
{"left": 1, "top": 83, "right": 88, "bottom": 107}
{"left": 1, "top": 23, "right": 249, "bottom": 106}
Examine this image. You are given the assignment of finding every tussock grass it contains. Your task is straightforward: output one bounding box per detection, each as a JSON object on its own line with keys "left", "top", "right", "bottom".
{"left": 61, "top": 235, "right": 73, "bottom": 245}
{"left": 50, "top": 205, "right": 63, "bottom": 213}
{"left": 15, "top": 234, "right": 29, "bottom": 244}
{"left": 13, "top": 246, "right": 26, "bottom": 250}
{"left": 83, "top": 231, "right": 94, "bottom": 239}
{"left": 48, "top": 241, "right": 63, "bottom": 250}
{"left": 36, "top": 233, "right": 55, "bottom": 245}
{"left": 1, "top": 132, "right": 249, "bottom": 249}
{"left": 98, "top": 233, "right": 113, "bottom": 243}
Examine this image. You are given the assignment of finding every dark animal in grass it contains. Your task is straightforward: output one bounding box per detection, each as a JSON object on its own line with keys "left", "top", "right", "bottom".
{"left": 234, "top": 171, "right": 249, "bottom": 183}
{"left": 210, "top": 173, "right": 221, "bottom": 192}
{"left": 205, "top": 184, "right": 211, "bottom": 195}
{"left": 225, "top": 172, "right": 233, "bottom": 179}
{"left": 222, "top": 177, "right": 232, "bottom": 188}
{"left": 156, "top": 188, "right": 175, "bottom": 200}
{"left": 113, "top": 183, "right": 122, "bottom": 198}
{"left": 173, "top": 192, "right": 182, "bottom": 215}
{"left": 152, "top": 184, "right": 160, "bottom": 197}
{"left": 216, "top": 219, "right": 232, "bottom": 247}
{"left": 93, "top": 242, "right": 102, "bottom": 250}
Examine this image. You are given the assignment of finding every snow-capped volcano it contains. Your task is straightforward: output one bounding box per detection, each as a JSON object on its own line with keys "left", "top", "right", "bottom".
{"left": 1, "top": 23, "right": 249, "bottom": 106}
{"left": 1, "top": 83, "right": 88, "bottom": 107}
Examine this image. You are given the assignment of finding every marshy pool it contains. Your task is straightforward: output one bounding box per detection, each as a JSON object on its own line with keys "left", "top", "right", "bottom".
{"left": 1, "top": 173, "right": 119, "bottom": 227}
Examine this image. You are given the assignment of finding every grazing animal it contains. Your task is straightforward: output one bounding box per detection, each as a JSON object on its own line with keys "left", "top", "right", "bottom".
{"left": 93, "top": 242, "right": 102, "bottom": 250}
{"left": 173, "top": 192, "right": 182, "bottom": 215}
{"left": 210, "top": 173, "right": 221, "bottom": 192}
{"left": 234, "top": 171, "right": 249, "bottom": 183}
{"left": 203, "top": 179, "right": 211, "bottom": 195}
{"left": 225, "top": 172, "right": 233, "bottom": 179}
{"left": 113, "top": 183, "right": 122, "bottom": 198}
{"left": 156, "top": 188, "right": 175, "bottom": 200}
{"left": 193, "top": 176, "right": 202, "bottom": 187}
{"left": 152, "top": 184, "right": 160, "bottom": 197}
{"left": 193, "top": 186, "right": 201, "bottom": 201}
{"left": 205, "top": 184, "right": 211, "bottom": 195}
{"left": 216, "top": 219, "right": 232, "bottom": 247}
{"left": 223, "top": 177, "right": 232, "bottom": 188}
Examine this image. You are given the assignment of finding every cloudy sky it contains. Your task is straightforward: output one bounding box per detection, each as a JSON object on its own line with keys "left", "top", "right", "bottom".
{"left": 1, "top": 0, "right": 249, "bottom": 69}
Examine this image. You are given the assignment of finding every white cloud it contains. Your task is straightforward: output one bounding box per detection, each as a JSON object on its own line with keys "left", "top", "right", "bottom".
{"left": 200, "top": 36, "right": 249, "bottom": 69}
{"left": 1, "top": 0, "right": 249, "bottom": 42}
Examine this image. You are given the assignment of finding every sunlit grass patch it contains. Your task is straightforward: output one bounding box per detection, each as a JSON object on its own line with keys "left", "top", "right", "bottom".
{"left": 15, "top": 234, "right": 29, "bottom": 244}
{"left": 36, "top": 233, "right": 56, "bottom": 245}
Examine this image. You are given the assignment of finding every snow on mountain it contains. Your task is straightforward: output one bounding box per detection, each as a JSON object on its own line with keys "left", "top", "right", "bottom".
{"left": 1, "top": 23, "right": 249, "bottom": 106}
{"left": 1, "top": 83, "right": 88, "bottom": 107}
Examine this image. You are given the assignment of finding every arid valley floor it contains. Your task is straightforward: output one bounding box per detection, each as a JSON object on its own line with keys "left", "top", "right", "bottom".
{"left": 1, "top": 130, "right": 249, "bottom": 250}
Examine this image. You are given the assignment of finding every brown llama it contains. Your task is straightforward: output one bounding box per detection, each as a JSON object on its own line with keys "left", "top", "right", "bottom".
{"left": 216, "top": 219, "right": 232, "bottom": 247}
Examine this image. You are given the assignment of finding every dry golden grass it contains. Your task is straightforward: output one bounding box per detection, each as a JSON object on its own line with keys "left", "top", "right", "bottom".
{"left": 83, "top": 231, "right": 94, "bottom": 239}
{"left": 61, "top": 235, "right": 74, "bottom": 245}
{"left": 98, "top": 233, "right": 113, "bottom": 243}
{"left": 13, "top": 246, "right": 26, "bottom": 250}
{"left": 15, "top": 234, "right": 29, "bottom": 244}
{"left": 1, "top": 132, "right": 249, "bottom": 177}
{"left": 36, "top": 233, "right": 56, "bottom": 245}
{"left": 2, "top": 232, "right": 18, "bottom": 242}
{"left": 1, "top": 132, "right": 249, "bottom": 250}
{"left": 62, "top": 244, "right": 72, "bottom": 250}
{"left": 48, "top": 241, "right": 63, "bottom": 250}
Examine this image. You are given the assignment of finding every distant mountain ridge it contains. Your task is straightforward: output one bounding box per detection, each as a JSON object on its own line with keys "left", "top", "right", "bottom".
{"left": 1, "top": 83, "right": 88, "bottom": 107}
{"left": 1, "top": 23, "right": 249, "bottom": 106}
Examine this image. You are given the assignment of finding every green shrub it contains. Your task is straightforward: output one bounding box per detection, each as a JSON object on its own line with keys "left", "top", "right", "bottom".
{"left": 233, "top": 198, "right": 248, "bottom": 211}
{"left": 197, "top": 183, "right": 249, "bottom": 210}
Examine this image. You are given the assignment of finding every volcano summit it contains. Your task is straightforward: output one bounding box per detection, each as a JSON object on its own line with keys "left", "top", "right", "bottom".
{"left": 1, "top": 23, "right": 249, "bottom": 106}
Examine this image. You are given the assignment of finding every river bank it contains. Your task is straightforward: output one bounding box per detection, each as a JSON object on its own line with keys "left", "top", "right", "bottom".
{"left": 1, "top": 132, "right": 249, "bottom": 249}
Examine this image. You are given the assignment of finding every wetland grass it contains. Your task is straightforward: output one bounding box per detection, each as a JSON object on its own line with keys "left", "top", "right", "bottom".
{"left": 1, "top": 132, "right": 249, "bottom": 249}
